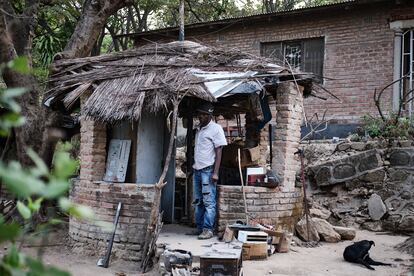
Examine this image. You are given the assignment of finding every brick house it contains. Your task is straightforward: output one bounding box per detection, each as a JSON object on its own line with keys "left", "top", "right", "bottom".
{"left": 45, "top": 41, "right": 314, "bottom": 261}
{"left": 125, "top": 0, "right": 414, "bottom": 138}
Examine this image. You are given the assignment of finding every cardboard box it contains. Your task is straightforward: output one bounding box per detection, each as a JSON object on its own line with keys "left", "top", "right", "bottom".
{"left": 221, "top": 144, "right": 261, "bottom": 168}
{"left": 242, "top": 242, "right": 268, "bottom": 260}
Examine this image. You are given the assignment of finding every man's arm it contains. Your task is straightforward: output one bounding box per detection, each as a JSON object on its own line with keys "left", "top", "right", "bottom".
{"left": 212, "top": 146, "right": 223, "bottom": 182}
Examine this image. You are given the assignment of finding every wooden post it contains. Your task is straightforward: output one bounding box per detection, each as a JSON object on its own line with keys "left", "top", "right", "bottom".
{"left": 185, "top": 107, "right": 193, "bottom": 218}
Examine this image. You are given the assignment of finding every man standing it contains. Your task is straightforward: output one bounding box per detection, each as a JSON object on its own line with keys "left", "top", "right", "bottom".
{"left": 192, "top": 102, "right": 227, "bottom": 240}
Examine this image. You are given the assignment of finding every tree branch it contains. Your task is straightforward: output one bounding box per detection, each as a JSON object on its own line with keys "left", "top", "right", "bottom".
{"left": 141, "top": 99, "right": 180, "bottom": 271}
{"left": 185, "top": 0, "right": 202, "bottom": 22}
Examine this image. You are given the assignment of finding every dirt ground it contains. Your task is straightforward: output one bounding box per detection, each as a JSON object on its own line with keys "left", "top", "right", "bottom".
{"left": 244, "top": 231, "right": 412, "bottom": 276}
{"left": 5, "top": 227, "right": 413, "bottom": 276}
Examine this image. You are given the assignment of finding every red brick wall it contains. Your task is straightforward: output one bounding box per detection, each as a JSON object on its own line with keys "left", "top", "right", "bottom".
{"left": 217, "top": 186, "right": 303, "bottom": 233}
{"left": 136, "top": 2, "right": 414, "bottom": 124}
{"left": 71, "top": 98, "right": 155, "bottom": 262}
{"left": 79, "top": 119, "right": 106, "bottom": 181}
{"left": 69, "top": 180, "right": 155, "bottom": 262}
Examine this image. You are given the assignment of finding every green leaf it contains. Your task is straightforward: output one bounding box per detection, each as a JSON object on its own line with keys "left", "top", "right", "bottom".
{"left": 3, "top": 244, "right": 21, "bottom": 267}
{"left": 7, "top": 57, "right": 29, "bottom": 74}
{"left": 1, "top": 113, "right": 23, "bottom": 124}
{"left": 94, "top": 220, "right": 113, "bottom": 233}
{"left": 16, "top": 201, "right": 31, "bottom": 220}
{"left": 58, "top": 198, "right": 71, "bottom": 210}
{"left": 3, "top": 100, "right": 22, "bottom": 114}
{"left": 0, "top": 223, "right": 20, "bottom": 243}
{"left": 28, "top": 197, "right": 43, "bottom": 212}
{"left": 58, "top": 198, "right": 94, "bottom": 220}
{"left": 0, "top": 163, "right": 46, "bottom": 198}
{"left": 48, "top": 218, "right": 63, "bottom": 225}
{"left": 1, "top": 88, "right": 27, "bottom": 99}
{"left": 42, "top": 180, "right": 69, "bottom": 199}
{"left": 52, "top": 151, "right": 78, "bottom": 180}
{"left": 27, "top": 149, "right": 49, "bottom": 177}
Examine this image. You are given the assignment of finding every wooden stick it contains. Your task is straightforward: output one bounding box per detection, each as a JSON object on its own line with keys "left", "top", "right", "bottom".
{"left": 238, "top": 148, "right": 249, "bottom": 224}
{"left": 141, "top": 100, "right": 179, "bottom": 271}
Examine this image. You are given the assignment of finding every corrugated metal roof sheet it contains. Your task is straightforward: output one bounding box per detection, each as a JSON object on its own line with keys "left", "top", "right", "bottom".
{"left": 118, "top": 0, "right": 385, "bottom": 38}
{"left": 187, "top": 0, "right": 356, "bottom": 25}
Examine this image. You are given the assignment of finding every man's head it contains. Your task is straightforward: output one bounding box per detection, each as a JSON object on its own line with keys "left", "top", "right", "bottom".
{"left": 196, "top": 102, "right": 214, "bottom": 127}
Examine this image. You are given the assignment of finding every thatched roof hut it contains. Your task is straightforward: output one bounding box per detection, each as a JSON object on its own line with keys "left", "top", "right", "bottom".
{"left": 45, "top": 41, "right": 314, "bottom": 122}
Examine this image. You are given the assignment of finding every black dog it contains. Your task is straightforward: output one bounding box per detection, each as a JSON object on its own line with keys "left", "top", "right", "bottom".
{"left": 343, "top": 240, "right": 392, "bottom": 270}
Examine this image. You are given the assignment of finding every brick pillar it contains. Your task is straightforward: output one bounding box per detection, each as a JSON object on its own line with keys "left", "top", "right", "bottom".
{"left": 272, "top": 82, "right": 303, "bottom": 192}
{"left": 79, "top": 119, "right": 107, "bottom": 181}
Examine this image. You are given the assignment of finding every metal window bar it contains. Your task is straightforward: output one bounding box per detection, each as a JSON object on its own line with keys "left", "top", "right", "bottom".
{"left": 401, "top": 29, "right": 414, "bottom": 118}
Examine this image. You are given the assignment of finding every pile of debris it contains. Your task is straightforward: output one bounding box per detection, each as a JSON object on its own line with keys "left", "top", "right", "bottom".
{"left": 295, "top": 201, "right": 356, "bottom": 243}
{"left": 300, "top": 139, "right": 414, "bottom": 234}
{"left": 157, "top": 222, "right": 292, "bottom": 275}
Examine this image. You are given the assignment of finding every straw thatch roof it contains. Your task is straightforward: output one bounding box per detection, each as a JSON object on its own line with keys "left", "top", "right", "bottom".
{"left": 45, "top": 41, "right": 314, "bottom": 122}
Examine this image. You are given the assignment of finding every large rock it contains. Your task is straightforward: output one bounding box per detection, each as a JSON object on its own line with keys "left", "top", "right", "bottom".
{"left": 368, "top": 193, "right": 387, "bottom": 221}
{"left": 332, "top": 226, "right": 356, "bottom": 240}
{"left": 310, "top": 208, "right": 331, "bottom": 220}
{"left": 359, "top": 168, "right": 386, "bottom": 183}
{"left": 350, "top": 142, "right": 366, "bottom": 151}
{"left": 336, "top": 143, "right": 351, "bottom": 151}
{"left": 312, "top": 218, "right": 341, "bottom": 243}
{"left": 295, "top": 217, "right": 320, "bottom": 242}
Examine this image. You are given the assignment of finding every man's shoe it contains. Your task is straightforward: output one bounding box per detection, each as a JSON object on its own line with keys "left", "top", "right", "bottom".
{"left": 198, "top": 229, "right": 213, "bottom": 240}
{"left": 186, "top": 229, "right": 202, "bottom": 236}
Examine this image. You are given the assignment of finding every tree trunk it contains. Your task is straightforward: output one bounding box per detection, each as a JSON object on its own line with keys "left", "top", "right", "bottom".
{"left": 61, "top": 0, "right": 133, "bottom": 59}
{"left": 0, "top": 1, "right": 45, "bottom": 166}
{"left": 1, "top": 0, "right": 134, "bottom": 167}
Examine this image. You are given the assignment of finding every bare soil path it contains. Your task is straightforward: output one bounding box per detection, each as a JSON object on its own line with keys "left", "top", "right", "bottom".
{"left": 4, "top": 226, "right": 411, "bottom": 276}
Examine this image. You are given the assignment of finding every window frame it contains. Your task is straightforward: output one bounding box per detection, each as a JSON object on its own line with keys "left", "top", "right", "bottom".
{"left": 260, "top": 37, "right": 325, "bottom": 83}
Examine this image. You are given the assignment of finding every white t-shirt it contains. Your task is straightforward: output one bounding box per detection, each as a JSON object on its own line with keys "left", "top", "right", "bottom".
{"left": 193, "top": 120, "right": 227, "bottom": 170}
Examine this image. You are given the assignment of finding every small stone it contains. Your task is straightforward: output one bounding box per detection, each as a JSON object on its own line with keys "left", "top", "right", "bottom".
{"left": 332, "top": 226, "right": 356, "bottom": 240}
{"left": 312, "top": 218, "right": 341, "bottom": 243}
{"left": 398, "top": 215, "right": 414, "bottom": 232}
{"left": 295, "top": 217, "right": 320, "bottom": 242}
{"left": 399, "top": 140, "right": 412, "bottom": 147}
{"left": 361, "top": 221, "right": 383, "bottom": 232}
{"left": 368, "top": 193, "right": 387, "bottom": 221}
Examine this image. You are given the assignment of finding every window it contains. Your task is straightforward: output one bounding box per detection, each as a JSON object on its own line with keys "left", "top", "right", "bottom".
{"left": 261, "top": 38, "right": 325, "bottom": 82}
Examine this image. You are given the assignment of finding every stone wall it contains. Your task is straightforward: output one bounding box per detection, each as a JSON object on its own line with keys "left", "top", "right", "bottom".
{"left": 217, "top": 186, "right": 302, "bottom": 233}
{"left": 308, "top": 149, "right": 383, "bottom": 186}
{"left": 69, "top": 180, "right": 155, "bottom": 262}
{"left": 305, "top": 141, "right": 414, "bottom": 234}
